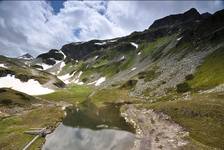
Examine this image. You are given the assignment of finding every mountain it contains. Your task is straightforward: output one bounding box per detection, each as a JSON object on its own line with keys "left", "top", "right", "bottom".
{"left": 0, "top": 55, "right": 65, "bottom": 95}
{"left": 149, "top": 8, "right": 201, "bottom": 29}
{"left": 35, "top": 8, "right": 224, "bottom": 149}
{"left": 0, "top": 8, "right": 224, "bottom": 149}
{"left": 38, "top": 8, "right": 224, "bottom": 95}
{"left": 18, "top": 53, "right": 34, "bottom": 60}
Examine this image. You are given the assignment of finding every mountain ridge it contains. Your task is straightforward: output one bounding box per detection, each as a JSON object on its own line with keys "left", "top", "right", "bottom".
{"left": 36, "top": 8, "right": 223, "bottom": 62}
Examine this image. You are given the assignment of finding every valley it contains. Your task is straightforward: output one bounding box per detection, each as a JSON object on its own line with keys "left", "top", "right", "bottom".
{"left": 0, "top": 8, "right": 224, "bottom": 150}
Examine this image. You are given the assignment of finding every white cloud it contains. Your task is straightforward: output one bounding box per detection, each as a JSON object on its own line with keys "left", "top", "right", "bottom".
{"left": 106, "top": 1, "right": 224, "bottom": 32}
{"left": 0, "top": 1, "right": 223, "bottom": 57}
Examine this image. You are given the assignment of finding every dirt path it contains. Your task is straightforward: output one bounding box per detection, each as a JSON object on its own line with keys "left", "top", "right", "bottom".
{"left": 121, "top": 105, "right": 189, "bottom": 150}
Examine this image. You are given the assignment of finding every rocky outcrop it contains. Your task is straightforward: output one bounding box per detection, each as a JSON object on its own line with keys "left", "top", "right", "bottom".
{"left": 18, "top": 53, "right": 34, "bottom": 60}
{"left": 61, "top": 40, "right": 106, "bottom": 60}
{"left": 37, "top": 49, "right": 65, "bottom": 65}
{"left": 0, "top": 69, "right": 15, "bottom": 77}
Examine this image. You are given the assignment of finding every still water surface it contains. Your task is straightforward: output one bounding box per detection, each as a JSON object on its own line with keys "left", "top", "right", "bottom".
{"left": 43, "top": 101, "right": 136, "bottom": 150}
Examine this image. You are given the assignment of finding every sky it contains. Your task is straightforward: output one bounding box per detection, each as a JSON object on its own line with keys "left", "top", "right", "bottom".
{"left": 0, "top": 1, "right": 223, "bottom": 57}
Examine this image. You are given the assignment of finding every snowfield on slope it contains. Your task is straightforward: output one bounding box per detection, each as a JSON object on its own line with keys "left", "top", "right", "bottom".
{"left": 48, "top": 61, "right": 66, "bottom": 75}
{"left": 58, "top": 72, "right": 76, "bottom": 84}
{"left": 177, "top": 37, "right": 182, "bottom": 41}
{"left": 73, "top": 71, "right": 84, "bottom": 85}
{"left": 120, "top": 56, "right": 125, "bottom": 61}
{"left": 95, "top": 42, "right": 106, "bottom": 45}
{"left": 41, "top": 63, "right": 52, "bottom": 70}
{"left": 0, "top": 75, "right": 54, "bottom": 95}
{"left": 57, "top": 62, "right": 66, "bottom": 74}
{"left": 87, "top": 77, "right": 106, "bottom": 86}
{"left": 94, "top": 56, "right": 99, "bottom": 60}
{"left": 131, "top": 67, "right": 136, "bottom": 71}
{"left": 95, "top": 77, "right": 106, "bottom": 86}
{"left": 0, "top": 64, "right": 8, "bottom": 68}
{"left": 130, "top": 42, "right": 138, "bottom": 49}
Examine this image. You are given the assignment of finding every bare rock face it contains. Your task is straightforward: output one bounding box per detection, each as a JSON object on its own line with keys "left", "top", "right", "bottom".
{"left": 37, "top": 49, "right": 65, "bottom": 65}
{"left": 61, "top": 40, "right": 106, "bottom": 60}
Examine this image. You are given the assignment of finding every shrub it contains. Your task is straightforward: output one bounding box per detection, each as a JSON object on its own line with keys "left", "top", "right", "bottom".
{"left": 138, "top": 72, "right": 146, "bottom": 79}
{"left": 0, "top": 99, "right": 12, "bottom": 105}
{"left": 176, "top": 82, "right": 191, "bottom": 93}
{"left": 138, "top": 70, "right": 159, "bottom": 82}
{"left": 0, "top": 89, "right": 6, "bottom": 93}
{"left": 82, "top": 77, "right": 88, "bottom": 83}
{"left": 120, "top": 80, "right": 137, "bottom": 89}
{"left": 31, "top": 65, "right": 43, "bottom": 70}
{"left": 185, "top": 74, "right": 194, "bottom": 81}
{"left": 161, "top": 81, "right": 166, "bottom": 84}
{"left": 15, "top": 74, "right": 30, "bottom": 82}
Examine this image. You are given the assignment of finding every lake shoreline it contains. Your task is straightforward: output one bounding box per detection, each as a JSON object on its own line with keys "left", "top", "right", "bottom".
{"left": 121, "top": 104, "right": 189, "bottom": 150}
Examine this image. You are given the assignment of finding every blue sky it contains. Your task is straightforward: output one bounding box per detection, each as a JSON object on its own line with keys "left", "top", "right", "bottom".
{"left": 0, "top": 1, "right": 223, "bottom": 57}
{"left": 49, "top": 0, "right": 65, "bottom": 14}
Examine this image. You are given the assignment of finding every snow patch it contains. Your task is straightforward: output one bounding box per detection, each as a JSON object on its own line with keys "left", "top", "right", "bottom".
{"left": 177, "top": 37, "right": 182, "bottom": 41}
{"left": 120, "top": 56, "right": 125, "bottom": 61}
{"left": 131, "top": 67, "right": 136, "bottom": 71}
{"left": 130, "top": 42, "right": 138, "bottom": 49}
{"left": 95, "top": 77, "right": 106, "bottom": 86}
{"left": 95, "top": 42, "right": 106, "bottom": 45}
{"left": 0, "top": 64, "right": 8, "bottom": 68}
{"left": 0, "top": 75, "right": 54, "bottom": 95}
{"left": 59, "top": 50, "right": 66, "bottom": 60}
{"left": 108, "top": 39, "right": 117, "bottom": 43}
{"left": 41, "top": 63, "right": 52, "bottom": 70}
{"left": 94, "top": 56, "right": 99, "bottom": 60}
{"left": 88, "top": 77, "right": 106, "bottom": 86}
{"left": 73, "top": 71, "right": 84, "bottom": 85}
{"left": 75, "top": 81, "right": 84, "bottom": 85}
{"left": 58, "top": 72, "right": 76, "bottom": 84}
{"left": 56, "top": 61, "right": 66, "bottom": 74}
{"left": 49, "top": 58, "right": 56, "bottom": 61}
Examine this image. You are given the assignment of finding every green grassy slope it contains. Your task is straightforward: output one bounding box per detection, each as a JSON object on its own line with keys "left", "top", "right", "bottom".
{"left": 142, "top": 92, "right": 224, "bottom": 149}
{"left": 0, "top": 107, "right": 63, "bottom": 149}
{"left": 0, "top": 88, "right": 63, "bottom": 149}
{"left": 139, "top": 35, "right": 174, "bottom": 59}
{"left": 40, "top": 85, "right": 93, "bottom": 105}
{"left": 0, "top": 88, "right": 38, "bottom": 107}
{"left": 90, "top": 88, "right": 138, "bottom": 107}
{"left": 189, "top": 47, "right": 224, "bottom": 90}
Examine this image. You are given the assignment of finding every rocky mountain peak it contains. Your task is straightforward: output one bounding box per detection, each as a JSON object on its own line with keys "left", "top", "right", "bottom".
{"left": 201, "top": 12, "right": 212, "bottom": 19}
{"left": 183, "top": 8, "right": 200, "bottom": 17}
{"left": 18, "top": 53, "right": 33, "bottom": 60}
{"left": 149, "top": 8, "right": 201, "bottom": 29}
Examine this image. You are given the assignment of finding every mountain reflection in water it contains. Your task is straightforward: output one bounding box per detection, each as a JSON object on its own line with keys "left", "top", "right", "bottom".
{"left": 43, "top": 101, "right": 136, "bottom": 150}
{"left": 43, "top": 124, "right": 135, "bottom": 150}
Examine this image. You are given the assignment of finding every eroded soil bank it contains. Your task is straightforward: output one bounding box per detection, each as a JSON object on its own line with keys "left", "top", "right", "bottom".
{"left": 121, "top": 105, "right": 189, "bottom": 150}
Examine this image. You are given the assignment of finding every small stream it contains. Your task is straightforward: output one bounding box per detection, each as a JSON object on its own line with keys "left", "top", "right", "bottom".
{"left": 43, "top": 101, "right": 136, "bottom": 150}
